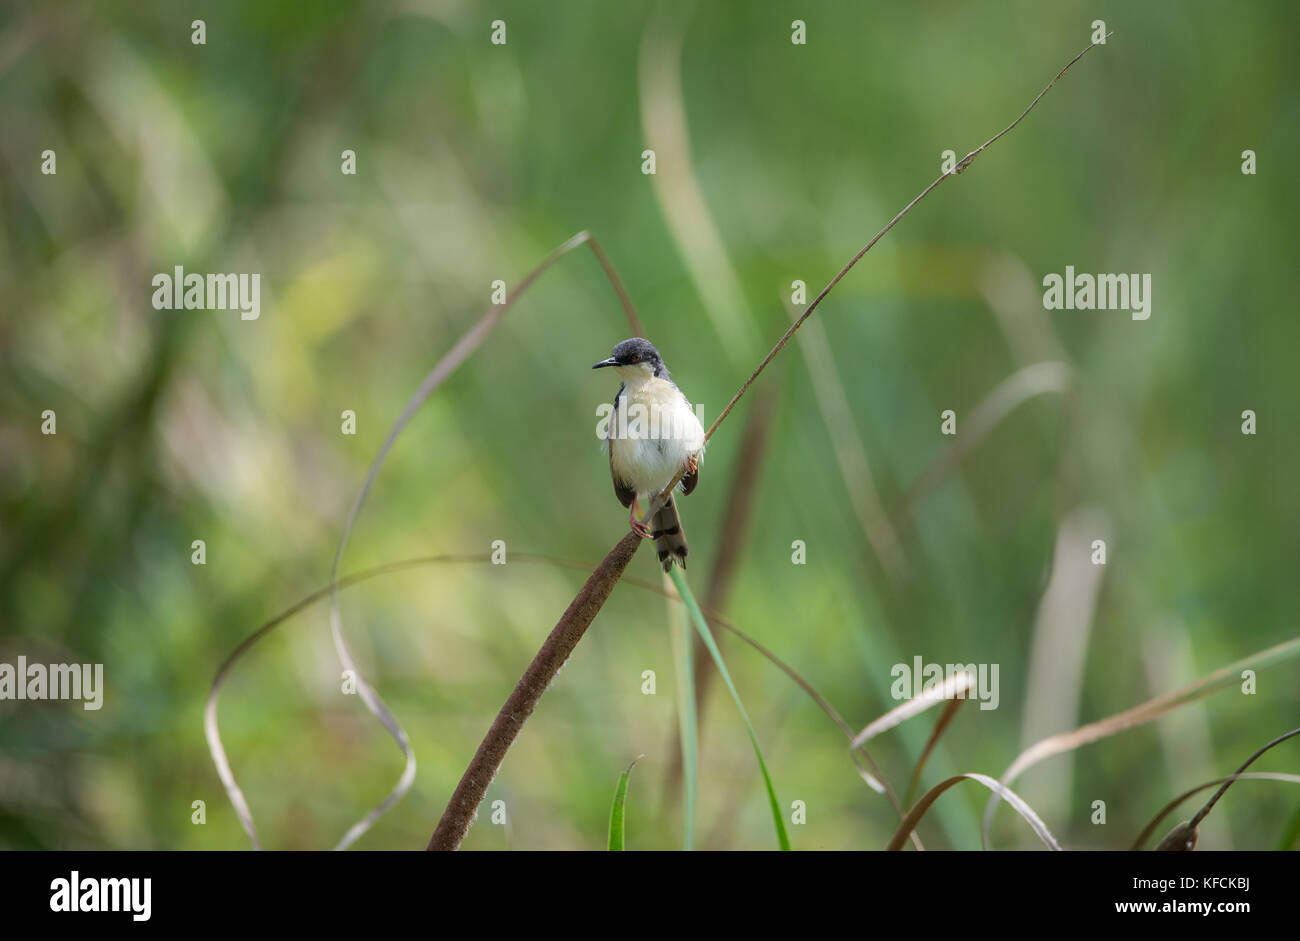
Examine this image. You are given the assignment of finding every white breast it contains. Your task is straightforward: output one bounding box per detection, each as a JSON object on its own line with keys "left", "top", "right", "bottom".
{"left": 609, "top": 376, "right": 705, "bottom": 499}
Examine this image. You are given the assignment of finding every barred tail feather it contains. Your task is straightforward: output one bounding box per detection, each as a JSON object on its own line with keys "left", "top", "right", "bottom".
{"left": 650, "top": 496, "right": 688, "bottom": 573}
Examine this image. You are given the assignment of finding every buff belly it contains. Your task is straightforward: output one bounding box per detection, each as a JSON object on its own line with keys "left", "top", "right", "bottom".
{"left": 609, "top": 378, "right": 704, "bottom": 499}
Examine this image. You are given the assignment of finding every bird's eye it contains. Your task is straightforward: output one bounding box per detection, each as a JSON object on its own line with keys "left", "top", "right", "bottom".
{"left": 631, "top": 354, "right": 641, "bottom": 362}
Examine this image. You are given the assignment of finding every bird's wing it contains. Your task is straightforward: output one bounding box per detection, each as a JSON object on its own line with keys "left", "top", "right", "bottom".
{"left": 679, "top": 459, "right": 698, "bottom": 495}
{"left": 609, "top": 383, "right": 635, "bottom": 508}
{"left": 679, "top": 390, "right": 700, "bottom": 496}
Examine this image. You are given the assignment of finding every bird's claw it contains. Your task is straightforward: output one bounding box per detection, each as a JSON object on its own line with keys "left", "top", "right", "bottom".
{"left": 629, "top": 502, "right": 653, "bottom": 540}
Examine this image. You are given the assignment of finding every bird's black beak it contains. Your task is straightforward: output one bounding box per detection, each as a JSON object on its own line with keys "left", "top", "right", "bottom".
{"left": 592, "top": 357, "right": 619, "bottom": 369}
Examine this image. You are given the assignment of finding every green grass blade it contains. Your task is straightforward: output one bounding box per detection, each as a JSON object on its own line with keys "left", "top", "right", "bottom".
{"left": 668, "top": 566, "right": 791, "bottom": 851}
{"left": 607, "top": 755, "right": 643, "bottom": 851}
{"left": 667, "top": 591, "right": 697, "bottom": 850}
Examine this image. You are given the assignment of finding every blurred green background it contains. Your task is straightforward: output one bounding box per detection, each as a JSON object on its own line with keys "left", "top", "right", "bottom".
{"left": 2, "top": 0, "right": 1298, "bottom": 850}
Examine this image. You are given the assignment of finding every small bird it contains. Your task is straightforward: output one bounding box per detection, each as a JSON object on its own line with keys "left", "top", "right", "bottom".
{"left": 593, "top": 338, "right": 705, "bottom": 571}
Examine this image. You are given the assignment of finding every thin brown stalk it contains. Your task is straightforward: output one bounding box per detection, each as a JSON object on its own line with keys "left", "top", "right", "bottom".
{"left": 1187, "top": 727, "right": 1300, "bottom": 830}
{"left": 1132, "top": 771, "right": 1300, "bottom": 851}
{"left": 699, "top": 382, "right": 779, "bottom": 677}
{"left": 904, "top": 696, "right": 967, "bottom": 807}
{"left": 703, "top": 34, "right": 1112, "bottom": 443}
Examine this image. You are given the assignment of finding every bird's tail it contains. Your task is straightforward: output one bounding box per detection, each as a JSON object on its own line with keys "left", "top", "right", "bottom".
{"left": 650, "top": 495, "right": 689, "bottom": 572}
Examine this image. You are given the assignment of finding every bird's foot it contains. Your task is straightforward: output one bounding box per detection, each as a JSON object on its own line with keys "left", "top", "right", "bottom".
{"left": 629, "top": 502, "right": 653, "bottom": 540}
{"left": 685, "top": 454, "right": 699, "bottom": 475}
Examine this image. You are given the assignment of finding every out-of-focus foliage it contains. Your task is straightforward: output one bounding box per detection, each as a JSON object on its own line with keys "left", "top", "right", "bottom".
{"left": 1, "top": 1, "right": 1297, "bottom": 850}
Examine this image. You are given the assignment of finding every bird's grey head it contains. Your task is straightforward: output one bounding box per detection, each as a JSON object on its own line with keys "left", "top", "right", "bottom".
{"left": 592, "top": 337, "right": 668, "bottom": 379}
